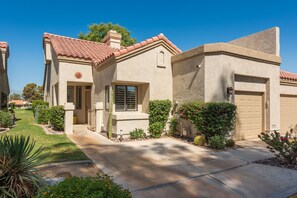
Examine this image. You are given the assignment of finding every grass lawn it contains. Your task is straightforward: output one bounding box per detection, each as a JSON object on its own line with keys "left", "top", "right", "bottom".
{"left": 4, "top": 109, "right": 89, "bottom": 164}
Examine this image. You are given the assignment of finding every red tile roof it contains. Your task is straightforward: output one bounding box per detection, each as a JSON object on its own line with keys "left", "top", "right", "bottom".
{"left": 43, "top": 33, "right": 118, "bottom": 62}
{"left": 44, "top": 33, "right": 181, "bottom": 67}
{"left": 280, "top": 70, "right": 297, "bottom": 81}
{"left": 93, "top": 33, "right": 182, "bottom": 67}
{"left": 0, "top": 42, "right": 8, "bottom": 49}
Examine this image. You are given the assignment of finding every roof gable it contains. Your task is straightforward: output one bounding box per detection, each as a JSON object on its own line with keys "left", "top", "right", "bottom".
{"left": 93, "top": 33, "right": 181, "bottom": 68}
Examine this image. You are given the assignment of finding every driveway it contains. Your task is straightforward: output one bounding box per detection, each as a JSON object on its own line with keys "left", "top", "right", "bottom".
{"left": 69, "top": 128, "right": 297, "bottom": 198}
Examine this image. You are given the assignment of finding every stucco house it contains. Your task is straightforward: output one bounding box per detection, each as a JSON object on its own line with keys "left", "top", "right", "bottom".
{"left": 43, "top": 27, "right": 297, "bottom": 140}
{"left": 0, "top": 42, "right": 10, "bottom": 109}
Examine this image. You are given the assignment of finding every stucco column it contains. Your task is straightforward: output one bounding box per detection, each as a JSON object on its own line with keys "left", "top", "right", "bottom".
{"left": 64, "top": 103, "right": 75, "bottom": 134}
{"left": 95, "top": 102, "right": 103, "bottom": 133}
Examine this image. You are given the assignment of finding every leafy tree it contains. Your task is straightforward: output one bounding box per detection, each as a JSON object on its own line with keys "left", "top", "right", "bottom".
{"left": 9, "top": 93, "right": 21, "bottom": 101}
{"left": 78, "top": 22, "right": 136, "bottom": 47}
{"left": 22, "top": 83, "right": 44, "bottom": 102}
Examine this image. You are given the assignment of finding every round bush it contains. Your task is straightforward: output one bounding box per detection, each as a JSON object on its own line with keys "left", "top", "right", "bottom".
{"left": 0, "top": 111, "right": 13, "bottom": 128}
{"left": 149, "top": 122, "right": 164, "bottom": 138}
{"left": 208, "top": 135, "right": 226, "bottom": 150}
{"left": 225, "top": 139, "right": 236, "bottom": 148}
{"left": 37, "top": 175, "right": 131, "bottom": 198}
{"left": 49, "top": 106, "right": 64, "bottom": 131}
{"left": 194, "top": 135, "right": 206, "bottom": 146}
{"left": 129, "top": 128, "right": 145, "bottom": 139}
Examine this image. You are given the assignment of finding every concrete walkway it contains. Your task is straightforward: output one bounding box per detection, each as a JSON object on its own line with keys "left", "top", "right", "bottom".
{"left": 68, "top": 127, "right": 297, "bottom": 198}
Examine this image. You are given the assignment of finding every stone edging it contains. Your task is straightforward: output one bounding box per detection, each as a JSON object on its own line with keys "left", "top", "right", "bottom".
{"left": 37, "top": 160, "right": 93, "bottom": 168}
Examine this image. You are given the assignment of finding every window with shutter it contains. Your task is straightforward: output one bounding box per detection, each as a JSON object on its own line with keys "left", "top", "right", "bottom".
{"left": 115, "top": 85, "right": 137, "bottom": 111}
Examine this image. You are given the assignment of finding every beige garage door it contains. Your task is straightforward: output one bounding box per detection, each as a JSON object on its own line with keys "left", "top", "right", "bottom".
{"left": 235, "top": 92, "right": 264, "bottom": 140}
{"left": 280, "top": 95, "right": 297, "bottom": 133}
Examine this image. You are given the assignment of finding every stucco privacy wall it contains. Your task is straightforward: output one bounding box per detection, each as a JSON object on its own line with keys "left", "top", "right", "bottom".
{"left": 228, "top": 27, "right": 280, "bottom": 56}
{"left": 172, "top": 54, "right": 205, "bottom": 102}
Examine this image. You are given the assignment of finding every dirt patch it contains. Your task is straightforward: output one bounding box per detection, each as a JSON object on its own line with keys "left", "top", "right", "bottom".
{"left": 38, "top": 162, "right": 102, "bottom": 178}
{"left": 254, "top": 157, "right": 297, "bottom": 170}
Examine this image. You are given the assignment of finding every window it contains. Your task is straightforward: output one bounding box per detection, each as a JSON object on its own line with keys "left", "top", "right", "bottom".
{"left": 76, "top": 86, "right": 82, "bottom": 109}
{"left": 157, "top": 51, "right": 165, "bottom": 67}
{"left": 105, "top": 86, "right": 109, "bottom": 110}
{"left": 67, "top": 86, "right": 74, "bottom": 102}
{"left": 115, "top": 85, "right": 137, "bottom": 111}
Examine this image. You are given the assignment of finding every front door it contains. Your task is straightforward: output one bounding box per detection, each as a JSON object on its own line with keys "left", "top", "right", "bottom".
{"left": 85, "top": 90, "right": 91, "bottom": 123}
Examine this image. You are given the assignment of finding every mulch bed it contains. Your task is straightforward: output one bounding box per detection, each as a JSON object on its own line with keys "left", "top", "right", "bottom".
{"left": 254, "top": 157, "right": 297, "bottom": 170}
{"left": 171, "top": 134, "right": 243, "bottom": 151}
{"left": 38, "top": 124, "right": 64, "bottom": 135}
{"left": 99, "top": 131, "right": 158, "bottom": 143}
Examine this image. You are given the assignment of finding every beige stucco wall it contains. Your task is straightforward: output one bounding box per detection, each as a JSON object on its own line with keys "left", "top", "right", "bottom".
{"left": 93, "top": 45, "right": 175, "bottom": 135}
{"left": 204, "top": 54, "right": 280, "bottom": 131}
{"left": 228, "top": 27, "right": 280, "bottom": 56}
{"left": 280, "top": 84, "right": 297, "bottom": 95}
{"left": 172, "top": 54, "right": 205, "bottom": 102}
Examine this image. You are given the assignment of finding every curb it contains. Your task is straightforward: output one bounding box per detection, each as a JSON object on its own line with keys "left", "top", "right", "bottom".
{"left": 37, "top": 160, "right": 93, "bottom": 168}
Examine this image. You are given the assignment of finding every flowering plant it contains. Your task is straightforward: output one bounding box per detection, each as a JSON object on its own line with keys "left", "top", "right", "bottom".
{"left": 259, "top": 131, "right": 297, "bottom": 164}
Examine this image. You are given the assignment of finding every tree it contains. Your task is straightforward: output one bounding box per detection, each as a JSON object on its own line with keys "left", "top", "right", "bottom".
{"left": 9, "top": 93, "right": 21, "bottom": 101}
{"left": 78, "top": 22, "right": 136, "bottom": 47}
{"left": 22, "top": 83, "right": 43, "bottom": 102}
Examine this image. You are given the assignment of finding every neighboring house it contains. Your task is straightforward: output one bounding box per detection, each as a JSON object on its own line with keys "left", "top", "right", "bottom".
{"left": 9, "top": 100, "right": 30, "bottom": 108}
{"left": 0, "top": 42, "right": 10, "bottom": 109}
{"left": 43, "top": 27, "right": 297, "bottom": 140}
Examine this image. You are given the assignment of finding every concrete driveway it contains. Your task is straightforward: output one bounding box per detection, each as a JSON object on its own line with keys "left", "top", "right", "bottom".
{"left": 69, "top": 129, "right": 297, "bottom": 198}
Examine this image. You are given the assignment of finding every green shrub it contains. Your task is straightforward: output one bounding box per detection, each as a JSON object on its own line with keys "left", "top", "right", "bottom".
{"left": 149, "top": 100, "right": 172, "bottom": 126}
{"left": 10, "top": 102, "right": 15, "bottom": 109}
{"left": 129, "top": 128, "right": 145, "bottom": 139}
{"left": 179, "top": 102, "right": 236, "bottom": 140}
{"left": 32, "top": 100, "right": 49, "bottom": 115}
{"left": 194, "top": 135, "right": 206, "bottom": 146}
{"left": 149, "top": 122, "right": 164, "bottom": 138}
{"left": 259, "top": 131, "right": 297, "bottom": 164}
{"left": 226, "top": 139, "right": 236, "bottom": 148}
{"left": 49, "top": 106, "right": 64, "bottom": 131}
{"left": 0, "top": 135, "right": 44, "bottom": 198}
{"left": 169, "top": 118, "right": 179, "bottom": 135}
{"left": 0, "top": 111, "right": 13, "bottom": 128}
{"left": 36, "top": 106, "right": 50, "bottom": 124}
{"left": 37, "top": 174, "right": 131, "bottom": 198}
{"left": 208, "top": 135, "right": 226, "bottom": 150}
{"left": 148, "top": 100, "right": 171, "bottom": 138}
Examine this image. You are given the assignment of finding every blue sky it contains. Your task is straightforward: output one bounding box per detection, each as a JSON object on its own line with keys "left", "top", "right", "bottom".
{"left": 1, "top": 0, "right": 296, "bottom": 94}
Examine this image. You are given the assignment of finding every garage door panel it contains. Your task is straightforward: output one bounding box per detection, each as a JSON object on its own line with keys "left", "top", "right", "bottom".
{"left": 235, "top": 92, "right": 264, "bottom": 140}
{"left": 280, "top": 95, "right": 297, "bottom": 133}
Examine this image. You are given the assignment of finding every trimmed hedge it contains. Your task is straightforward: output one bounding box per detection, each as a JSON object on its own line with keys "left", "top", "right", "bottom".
{"left": 148, "top": 100, "right": 171, "bottom": 137}
{"left": 179, "top": 102, "right": 236, "bottom": 140}
{"left": 36, "top": 106, "right": 50, "bottom": 124}
{"left": 37, "top": 175, "right": 131, "bottom": 198}
{"left": 49, "top": 106, "right": 64, "bottom": 131}
{"left": 32, "top": 100, "right": 49, "bottom": 115}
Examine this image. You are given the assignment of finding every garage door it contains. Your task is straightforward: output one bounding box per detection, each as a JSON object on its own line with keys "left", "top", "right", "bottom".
{"left": 235, "top": 92, "right": 264, "bottom": 140}
{"left": 280, "top": 95, "right": 297, "bottom": 133}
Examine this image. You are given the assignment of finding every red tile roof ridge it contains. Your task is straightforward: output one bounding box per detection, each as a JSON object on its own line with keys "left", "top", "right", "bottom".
{"left": 43, "top": 32, "right": 108, "bottom": 46}
{"left": 94, "top": 33, "right": 181, "bottom": 67}
{"left": 280, "top": 70, "right": 297, "bottom": 81}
